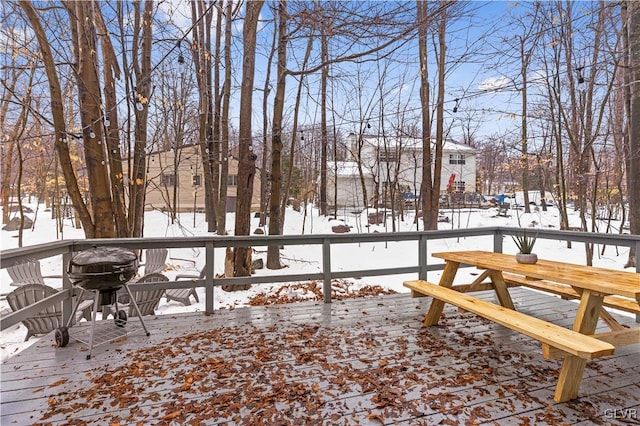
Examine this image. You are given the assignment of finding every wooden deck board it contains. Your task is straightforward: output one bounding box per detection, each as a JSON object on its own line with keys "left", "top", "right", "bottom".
{"left": 1, "top": 288, "right": 638, "bottom": 425}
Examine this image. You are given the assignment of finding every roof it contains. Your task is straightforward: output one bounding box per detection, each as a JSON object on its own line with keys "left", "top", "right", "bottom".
{"left": 360, "top": 136, "right": 476, "bottom": 154}
{"left": 333, "top": 161, "right": 373, "bottom": 177}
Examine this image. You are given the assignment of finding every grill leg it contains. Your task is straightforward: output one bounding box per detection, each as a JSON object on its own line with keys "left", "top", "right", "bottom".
{"left": 86, "top": 291, "right": 101, "bottom": 360}
{"left": 65, "top": 288, "right": 86, "bottom": 328}
{"left": 122, "top": 284, "right": 150, "bottom": 336}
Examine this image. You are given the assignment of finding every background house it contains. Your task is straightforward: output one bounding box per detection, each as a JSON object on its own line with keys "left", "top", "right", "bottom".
{"left": 145, "top": 145, "right": 261, "bottom": 212}
{"left": 327, "top": 161, "right": 375, "bottom": 213}
{"left": 330, "top": 134, "right": 477, "bottom": 210}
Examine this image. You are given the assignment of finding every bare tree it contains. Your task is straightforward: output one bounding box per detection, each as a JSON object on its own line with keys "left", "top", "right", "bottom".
{"left": 267, "top": 0, "right": 288, "bottom": 269}
{"left": 95, "top": 8, "right": 129, "bottom": 236}
{"left": 233, "top": 0, "right": 264, "bottom": 278}
{"left": 625, "top": 0, "right": 640, "bottom": 266}
{"left": 191, "top": 0, "right": 218, "bottom": 232}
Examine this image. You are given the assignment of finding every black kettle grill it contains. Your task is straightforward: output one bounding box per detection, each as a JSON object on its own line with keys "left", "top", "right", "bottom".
{"left": 57, "top": 247, "right": 150, "bottom": 359}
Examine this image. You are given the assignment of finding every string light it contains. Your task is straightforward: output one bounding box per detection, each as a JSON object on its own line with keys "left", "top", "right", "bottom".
{"left": 453, "top": 98, "right": 460, "bottom": 113}
{"left": 177, "top": 40, "right": 184, "bottom": 65}
{"left": 576, "top": 67, "right": 585, "bottom": 84}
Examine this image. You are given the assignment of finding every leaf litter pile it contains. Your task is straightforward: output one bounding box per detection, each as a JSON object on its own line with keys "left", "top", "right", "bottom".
{"left": 33, "top": 294, "right": 627, "bottom": 425}
{"left": 247, "top": 280, "right": 397, "bottom": 306}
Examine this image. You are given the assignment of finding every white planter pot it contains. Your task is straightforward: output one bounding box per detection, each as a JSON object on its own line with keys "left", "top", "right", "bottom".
{"left": 516, "top": 253, "right": 538, "bottom": 264}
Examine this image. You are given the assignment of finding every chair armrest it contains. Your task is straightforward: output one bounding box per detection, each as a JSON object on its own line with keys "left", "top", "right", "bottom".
{"left": 170, "top": 257, "right": 197, "bottom": 267}
{"left": 175, "top": 273, "right": 200, "bottom": 280}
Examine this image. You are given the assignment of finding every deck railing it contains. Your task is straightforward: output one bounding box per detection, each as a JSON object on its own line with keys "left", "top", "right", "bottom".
{"left": 2, "top": 226, "right": 638, "bottom": 332}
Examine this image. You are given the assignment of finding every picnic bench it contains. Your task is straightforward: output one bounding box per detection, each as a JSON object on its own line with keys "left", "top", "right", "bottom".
{"left": 501, "top": 272, "right": 640, "bottom": 324}
{"left": 404, "top": 250, "right": 640, "bottom": 403}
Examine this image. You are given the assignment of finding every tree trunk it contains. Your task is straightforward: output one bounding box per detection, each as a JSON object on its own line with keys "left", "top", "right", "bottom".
{"left": 417, "top": 2, "right": 432, "bottom": 231}
{"left": 520, "top": 37, "right": 531, "bottom": 213}
{"left": 191, "top": 0, "right": 217, "bottom": 233}
{"left": 319, "top": 29, "right": 329, "bottom": 217}
{"left": 429, "top": 8, "right": 447, "bottom": 230}
{"left": 72, "top": 2, "right": 116, "bottom": 238}
{"left": 128, "top": 0, "right": 154, "bottom": 238}
{"left": 267, "top": 1, "right": 287, "bottom": 270}
{"left": 212, "top": 2, "right": 224, "bottom": 233}
{"left": 260, "top": 8, "right": 277, "bottom": 229}
{"left": 95, "top": 8, "right": 129, "bottom": 237}
{"left": 233, "top": 0, "right": 264, "bottom": 278}
{"left": 627, "top": 0, "right": 640, "bottom": 266}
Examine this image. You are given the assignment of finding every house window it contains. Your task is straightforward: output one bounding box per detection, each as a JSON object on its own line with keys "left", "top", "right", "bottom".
{"left": 449, "top": 154, "right": 466, "bottom": 165}
{"left": 161, "top": 173, "right": 177, "bottom": 186}
{"left": 227, "top": 174, "right": 238, "bottom": 186}
{"left": 454, "top": 181, "right": 465, "bottom": 193}
{"left": 192, "top": 174, "right": 202, "bottom": 186}
{"left": 379, "top": 150, "right": 398, "bottom": 163}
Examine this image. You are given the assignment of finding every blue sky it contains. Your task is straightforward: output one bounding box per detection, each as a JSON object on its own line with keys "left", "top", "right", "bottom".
{"left": 146, "top": 1, "right": 602, "bottom": 145}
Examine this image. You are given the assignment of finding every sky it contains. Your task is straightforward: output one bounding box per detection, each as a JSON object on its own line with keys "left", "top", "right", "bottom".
{"left": 145, "top": 0, "right": 533, "bottom": 141}
{"left": 1, "top": 196, "right": 633, "bottom": 361}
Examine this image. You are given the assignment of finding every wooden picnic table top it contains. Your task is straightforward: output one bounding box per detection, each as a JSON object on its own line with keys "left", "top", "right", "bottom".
{"left": 432, "top": 250, "right": 639, "bottom": 300}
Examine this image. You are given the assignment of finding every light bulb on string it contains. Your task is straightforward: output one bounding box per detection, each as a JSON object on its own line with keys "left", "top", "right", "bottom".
{"left": 104, "top": 115, "right": 111, "bottom": 127}
{"left": 89, "top": 130, "right": 96, "bottom": 139}
{"left": 135, "top": 100, "right": 144, "bottom": 111}
{"left": 576, "top": 67, "right": 585, "bottom": 84}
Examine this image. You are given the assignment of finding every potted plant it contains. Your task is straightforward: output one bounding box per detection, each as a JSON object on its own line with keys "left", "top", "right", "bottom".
{"left": 512, "top": 229, "right": 538, "bottom": 264}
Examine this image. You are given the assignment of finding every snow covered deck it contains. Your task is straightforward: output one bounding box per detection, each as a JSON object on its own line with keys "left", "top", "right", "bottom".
{"left": 1, "top": 289, "right": 638, "bottom": 425}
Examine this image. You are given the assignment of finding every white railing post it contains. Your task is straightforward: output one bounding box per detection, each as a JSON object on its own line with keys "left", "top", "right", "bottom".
{"left": 493, "top": 229, "right": 504, "bottom": 253}
{"left": 205, "top": 241, "right": 215, "bottom": 313}
{"left": 61, "top": 250, "right": 73, "bottom": 325}
{"left": 419, "top": 234, "right": 428, "bottom": 280}
{"left": 323, "top": 238, "right": 331, "bottom": 303}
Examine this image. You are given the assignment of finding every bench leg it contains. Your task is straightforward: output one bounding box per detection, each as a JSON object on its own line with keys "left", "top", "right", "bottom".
{"left": 554, "top": 356, "right": 587, "bottom": 402}
{"left": 488, "top": 271, "right": 515, "bottom": 310}
{"left": 423, "top": 261, "right": 459, "bottom": 326}
{"left": 554, "top": 290, "right": 605, "bottom": 402}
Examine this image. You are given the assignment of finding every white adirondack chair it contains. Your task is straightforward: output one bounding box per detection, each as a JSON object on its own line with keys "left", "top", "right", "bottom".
{"left": 7, "top": 261, "right": 61, "bottom": 287}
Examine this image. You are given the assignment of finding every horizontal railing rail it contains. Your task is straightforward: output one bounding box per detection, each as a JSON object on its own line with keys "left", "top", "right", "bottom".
{"left": 2, "top": 227, "right": 638, "bottom": 332}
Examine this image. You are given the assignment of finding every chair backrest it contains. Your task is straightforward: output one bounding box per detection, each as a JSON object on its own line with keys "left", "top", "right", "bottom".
{"left": 7, "top": 261, "right": 45, "bottom": 285}
{"left": 144, "top": 248, "right": 168, "bottom": 274}
{"left": 199, "top": 263, "right": 207, "bottom": 279}
{"left": 7, "top": 283, "right": 62, "bottom": 340}
{"left": 129, "top": 273, "right": 168, "bottom": 317}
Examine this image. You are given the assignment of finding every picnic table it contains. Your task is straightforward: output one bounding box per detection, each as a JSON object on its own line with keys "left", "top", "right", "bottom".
{"left": 404, "top": 250, "right": 640, "bottom": 403}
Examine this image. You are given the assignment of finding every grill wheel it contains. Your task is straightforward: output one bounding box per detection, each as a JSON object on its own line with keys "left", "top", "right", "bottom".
{"left": 55, "top": 327, "right": 69, "bottom": 347}
{"left": 115, "top": 310, "right": 127, "bottom": 327}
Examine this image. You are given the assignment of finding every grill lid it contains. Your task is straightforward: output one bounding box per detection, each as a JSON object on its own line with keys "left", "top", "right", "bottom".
{"left": 68, "top": 247, "right": 138, "bottom": 290}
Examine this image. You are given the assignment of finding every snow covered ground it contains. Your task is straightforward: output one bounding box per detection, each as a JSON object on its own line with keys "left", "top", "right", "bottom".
{"left": 1, "top": 197, "right": 632, "bottom": 361}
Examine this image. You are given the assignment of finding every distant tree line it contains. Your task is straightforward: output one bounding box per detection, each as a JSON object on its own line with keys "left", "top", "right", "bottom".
{"left": 1, "top": 1, "right": 638, "bottom": 269}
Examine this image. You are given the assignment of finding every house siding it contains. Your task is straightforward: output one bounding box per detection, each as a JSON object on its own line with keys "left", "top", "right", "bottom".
{"left": 334, "top": 134, "right": 477, "bottom": 209}
{"left": 144, "top": 145, "right": 261, "bottom": 213}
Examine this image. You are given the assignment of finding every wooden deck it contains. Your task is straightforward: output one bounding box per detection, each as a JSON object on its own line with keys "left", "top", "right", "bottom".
{"left": 1, "top": 288, "right": 638, "bottom": 425}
